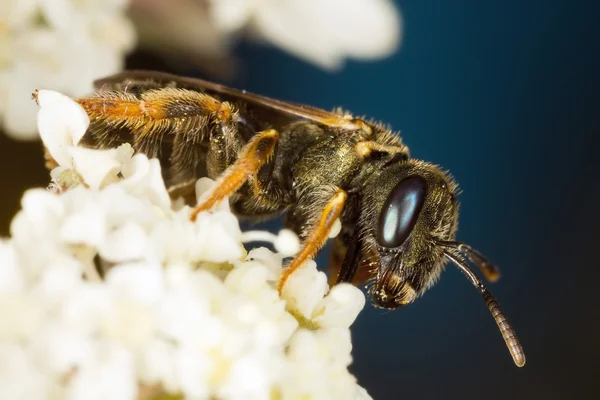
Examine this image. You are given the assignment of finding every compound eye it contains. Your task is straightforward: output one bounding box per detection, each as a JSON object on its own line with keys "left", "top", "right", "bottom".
{"left": 376, "top": 176, "right": 427, "bottom": 248}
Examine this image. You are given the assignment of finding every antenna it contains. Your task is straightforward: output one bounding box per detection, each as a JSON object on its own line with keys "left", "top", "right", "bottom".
{"left": 443, "top": 251, "right": 526, "bottom": 367}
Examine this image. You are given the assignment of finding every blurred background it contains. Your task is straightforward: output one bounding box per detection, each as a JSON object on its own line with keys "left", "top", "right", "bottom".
{"left": 1, "top": 0, "right": 598, "bottom": 399}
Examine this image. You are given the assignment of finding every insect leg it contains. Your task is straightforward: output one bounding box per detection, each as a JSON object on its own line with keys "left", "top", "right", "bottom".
{"left": 77, "top": 88, "right": 233, "bottom": 159}
{"left": 331, "top": 234, "right": 379, "bottom": 286}
{"left": 78, "top": 87, "right": 231, "bottom": 128}
{"left": 190, "top": 129, "right": 279, "bottom": 220}
{"left": 330, "top": 234, "right": 360, "bottom": 285}
{"left": 278, "top": 189, "right": 347, "bottom": 294}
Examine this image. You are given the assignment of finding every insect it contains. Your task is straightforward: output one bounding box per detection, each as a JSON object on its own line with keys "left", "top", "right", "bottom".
{"left": 74, "top": 70, "right": 525, "bottom": 367}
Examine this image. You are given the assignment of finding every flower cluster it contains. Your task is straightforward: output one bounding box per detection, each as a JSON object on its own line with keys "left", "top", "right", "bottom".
{"left": 0, "top": 0, "right": 135, "bottom": 139}
{"left": 0, "top": 91, "right": 369, "bottom": 399}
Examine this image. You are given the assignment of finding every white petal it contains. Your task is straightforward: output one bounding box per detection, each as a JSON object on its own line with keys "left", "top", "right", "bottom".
{"left": 60, "top": 284, "right": 112, "bottom": 336}
{"left": 312, "top": 283, "right": 366, "bottom": 328}
{"left": 195, "top": 177, "right": 215, "bottom": 200}
{"left": 211, "top": 210, "right": 242, "bottom": 240}
{"left": 94, "top": 14, "right": 137, "bottom": 52}
{"left": 252, "top": 1, "right": 344, "bottom": 70}
{"left": 120, "top": 152, "right": 149, "bottom": 181}
{"left": 253, "top": 0, "right": 401, "bottom": 69}
{"left": 105, "top": 262, "right": 164, "bottom": 305}
{"left": 281, "top": 260, "right": 329, "bottom": 320}
{"left": 27, "top": 324, "right": 94, "bottom": 377}
{"left": 136, "top": 339, "right": 178, "bottom": 391}
{"left": 34, "top": 258, "right": 82, "bottom": 300}
{"left": 0, "top": 345, "right": 49, "bottom": 399}
{"left": 100, "top": 185, "right": 157, "bottom": 230}
{"left": 225, "top": 264, "right": 269, "bottom": 295}
{"left": 19, "top": 188, "right": 64, "bottom": 224}
{"left": 355, "top": 385, "right": 374, "bottom": 400}
{"left": 0, "top": 293, "right": 44, "bottom": 342}
{"left": 173, "top": 347, "right": 212, "bottom": 399}
{"left": 120, "top": 155, "right": 171, "bottom": 210}
{"left": 66, "top": 342, "right": 136, "bottom": 400}
{"left": 275, "top": 229, "right": 300, "bottom": 257}
{"left": 0, "top": 1, "right": 39, "bottom": 29}
{"left": 114, "top": 143, "right": 134, "bottom": 164}
{"left": 59, "top": 203, "right": 107, "bottom": 248}
{"left": 326, "top": 0, "right": 402, "bottom": 59}
{"left": 101, "top": 298, "right": 155, "bottom": 348}
{"left": 99, "top": 222, "right": 150, "bottom": 263}
{"left": 210, "top": 0, "right": 254, "bottom": 32}
{"left": 245, "top": 247, "right": 283, "bottom": 281}
{"left": 36, "top": 90, "right": 90, "bottom": 166}
{"left": 192, "top": 212, "right": 244, "bottom": 263}
{"left": 218, "top": 356, "right": 270, "bottom": 399}
{"left": 0, "top": 242, "right": 23, "bottom": 293}
{"left": 67, "top": 146, "right": 121, "bottom": 189}
{"left": 195, "top": 177, "right": 230, "bottom": 212}
{"left": 313, "top": 328, "right": 353, "bottom": 367}
{"left": 38, "top": 0, "right": 76, "bottom": 32}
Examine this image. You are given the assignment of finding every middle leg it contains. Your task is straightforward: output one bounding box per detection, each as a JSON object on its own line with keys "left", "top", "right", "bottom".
{"left": 190, "top": 129, "right": 280, "bottom": 220}
{"left": 329, "top": 233, "right": 379, "bottom": 287}
{"left": 278, "top": 189, "right": 347, "bottom": 294}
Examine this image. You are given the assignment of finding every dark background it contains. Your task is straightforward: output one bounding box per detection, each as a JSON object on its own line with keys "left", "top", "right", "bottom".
{"left": 2, "top": 1, "right": 598, "bottom": 399}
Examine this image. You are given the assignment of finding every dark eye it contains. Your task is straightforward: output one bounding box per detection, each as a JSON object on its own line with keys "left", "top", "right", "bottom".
{"left": 376, "top": 176, "right": 427, "bottom": 248}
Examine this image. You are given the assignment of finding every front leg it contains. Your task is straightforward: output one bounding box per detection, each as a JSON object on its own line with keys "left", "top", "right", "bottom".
{"left": 329, "top": 230, "right": 379, "bottom": 286}
{"left": 330, "top": 233, "right": 360, "bottom": 285}
{"left": 277, "top": 189, "right": 347, "bottom": 294}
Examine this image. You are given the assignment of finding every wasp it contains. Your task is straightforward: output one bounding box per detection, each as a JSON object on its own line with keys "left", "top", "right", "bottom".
{"left": 74, "top": 70, "right": 525, "bottom": 367}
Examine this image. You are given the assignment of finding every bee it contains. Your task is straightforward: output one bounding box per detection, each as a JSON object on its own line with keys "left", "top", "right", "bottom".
{"left": 75, "top": 70, "right": 525, "bottom": 367}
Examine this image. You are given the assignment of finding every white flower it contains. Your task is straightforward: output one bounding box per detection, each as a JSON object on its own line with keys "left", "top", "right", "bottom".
{"left": 36, "top": 89, "right": 90, "bottom": 166}
{"left": 131, "top": 0, "right": 402, "bottom": 72}
{"left": 0, "top": 0, "right": 135, "bottom": 139}
{"left": 281, "top": 260, "right": 365, "bottom": 329}
{"left": 0, "top": 91, "right": 372, "bottom": 398}
{"left": 212, "top": 0, "right": 402, "bottom": 70}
